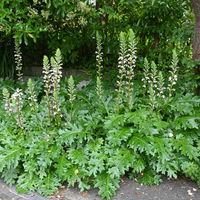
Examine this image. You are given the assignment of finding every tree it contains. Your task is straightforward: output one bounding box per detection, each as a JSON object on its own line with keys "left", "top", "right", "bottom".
{"left": 191, "top": 0, "right": 200, "bottom": 94}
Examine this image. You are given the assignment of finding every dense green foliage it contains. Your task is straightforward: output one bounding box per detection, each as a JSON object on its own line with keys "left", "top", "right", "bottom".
{"left": 0, "top": 31, "right": 200, "bottom": 199}
{"left": 0, "top": 0, "right": 194, "bottom": 78}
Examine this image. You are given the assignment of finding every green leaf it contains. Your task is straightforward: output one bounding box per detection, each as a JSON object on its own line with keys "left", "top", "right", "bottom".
{"left": 125, "top": 109, "right": 150, "bottom": 125}
{"left": 104, "top": 114, "right": 126, "bottom": 129}
{"left": 37, "top": 174, "right": 61, "bottom": 196}
{"left": 132, "top": 156, "right": 146, "bottom": 173}
{"left": 128, "top": 134, "right": 151, "bottom": 152}
{"left": 68, "top": 149, "right": 88, "bottom": 166}
{"left": 107, "top": 127, "right": 133, "bottom": 146}
{"left": 150, "top": 137, "right": 171, "bottom": 161}
{"left": 65, "top": 166, "right": 89, "bottom": 191}
{"left": 58, "top": 125, "right": 92, "bottom": 145}
{"left": 16, "top": 173, "right": 37, "bottom": 194}
{"left": 54, "top": 155, "right": 71, "bottom": 180}
{"left": 95, "top": 172, "right": 120, "bottom": 200}
{"left": 181, "top": 161, "right": 200, "bottom": 180}
{"left": 2, "top": 166, "right": 19, "bottom": 186}
{"left": 107, "top": 149, "right": 135, "bottom": 178}
{"left": 173, "top": 138, "right": 199, "bottom": 160}
{"left": 137, "top": 170, "right": 162, "bottom": 186}
{"left": 0, "top": 147, "right": 21, "bottom": 172}
{"left": 173, "top": 115, "right": 200, "bottom": 130}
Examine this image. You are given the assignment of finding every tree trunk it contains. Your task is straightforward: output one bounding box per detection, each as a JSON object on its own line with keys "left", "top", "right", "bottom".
{"left": 191, "top": 0, "right": 200, "bottom": 94}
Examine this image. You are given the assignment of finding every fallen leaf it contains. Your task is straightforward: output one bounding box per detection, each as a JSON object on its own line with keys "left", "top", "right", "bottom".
{"left": 82, "top": 191, "right": 88, "bottom": 196}
{"left": 74, "top": 169, "right": 79, "bottom": 175}
{"left": 135, "top": 192, "right": 141, "bottom": 195}
{"left": 59, "top": 194, "right": 65, "bottom": 198}
{"left": 47, "top": 196, "right": 56, "bottom": 199}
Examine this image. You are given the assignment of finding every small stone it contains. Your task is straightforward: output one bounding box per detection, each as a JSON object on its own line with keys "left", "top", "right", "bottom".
{"left": 187, "top": 189, "right": 193, "bottom": 196}
{"left": 193, "top": 188, "right": 197, "bottom": 192}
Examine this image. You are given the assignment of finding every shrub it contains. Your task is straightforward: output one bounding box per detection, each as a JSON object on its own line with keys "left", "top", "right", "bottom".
{"left": 0, "top": 30, "right": 200, "bottom": 200}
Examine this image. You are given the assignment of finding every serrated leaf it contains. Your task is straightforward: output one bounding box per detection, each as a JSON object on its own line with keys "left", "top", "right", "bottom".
{"left": 132, "top": 156, "right": 146, "bottom": 173}
{"left": 37, "top": 174, "right": 61, "bottom": 196}
{"left": 151, "top": 137, "right": 171, "bottom": 161}
{"left": 107, "top": 149, "right": 135, "bottom": 178}
{"left": 173, "top": 139, "right": 199, "bottom": 160}
{"left": 58, "top": 127, "right": 92, "bottom": 145}
{"left": 0, "top": 147, "right": 21, "bottom": 172}
{"left": 2, "top": 166, "right": 19, "bottom": 186}
{"left": 54, "top": 155, "right": 71, "bottom": 180}
{"left": 108, "top": 167, "right": 120, "bottom": 179}
{"left": 68, "top": 149, "right": 88, "bottom": 166}
{"left": 104, "top": 114, "right": 125, "bottom": 129}
{"left": 95, "top": 172, "right": 120, "bottom": 200}
{"left": 181, "top": 161, "right": 200, "bottom": 180}
{"left": 137, "top": 170, "right": 162, "bottom": 186}
{"left": 107, "top": 127, "right": 132, "bottom": 146}
{"left": 16, "top": 173, "right": 37, "bottom": 194}
{"left": 173, "top": 115, "right": 200, "bottom": 130}
{"left": 128, "top": 134, "right": 151, "bottom": 152}
{"left": 125, "top": 109, "right": 150, "bottom": 125}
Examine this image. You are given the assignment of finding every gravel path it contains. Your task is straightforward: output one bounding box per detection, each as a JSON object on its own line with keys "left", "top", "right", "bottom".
{"left": 0, "top": 177, "right": 200, "bottom": 200}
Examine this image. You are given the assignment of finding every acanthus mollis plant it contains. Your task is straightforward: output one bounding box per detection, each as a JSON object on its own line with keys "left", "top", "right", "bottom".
{"left": 115, "top": 29, "right": 137, "bottom": 112}
{"left": 3, "top": 88, "right": 25, "bottom": 129}
{"left": 14, "top": 39, "right": 23, "bottom": 82}
{"left": 42, "top": 49, "right": 63, "bottom": 126}
{"left": 67, "top": 75, "right": 76, "bottom": 121}
{"left": 95, "top": 31, "right": 105, "bottom": 108}
{"left": 42, "top": 55, "right": 52, "bottom": 124}
{"left": 142, "top": 58, "right": 150, "bottom": 90}
{"left": 51, "top": 49, "right": 63, "bottom": 125}
{"left": 68, "top": 75, "right": 76, "bottom": 108}
{"left": 10, "top": 88, "right": 25, "bottom": 129}
{"left": 115, "top": 31, "right": 127, "bottom": 112}
{"left": 1, "top": 32, "right": 200, "bottom": 200}
{"left": 142, "top": 57, "right": 160, "bottom": 108}
{"left": 27, "top": 78, "right": 38, "bottom": 111}
{"left": 168, "top": 50, "right": 178, "bottom": 97}
{"left": 125, "top": 29, "right": 137, "bottom": 110}
{"left": 142, "top": 50, "right": 178, "bottom": 110}
{"left": 148, "top": 61, "right": 159, "bottom": 109}
{"left": 157, "top": 71, "right": 165, "bottom": 99}
{"left": 51, "top": 49, "right": 62, "bottom": 94}
{"left": 2, "top": 88, "right": 12, "bottom": 115}
{"left": 96, "top": 31, "right": 103, "bottom": 80}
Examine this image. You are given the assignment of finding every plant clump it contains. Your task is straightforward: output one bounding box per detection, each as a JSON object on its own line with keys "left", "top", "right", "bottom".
{"left": 0, "top": 30, "right": 200, "bottom": 200}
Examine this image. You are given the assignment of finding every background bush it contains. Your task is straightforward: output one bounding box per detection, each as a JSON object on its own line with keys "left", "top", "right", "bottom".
{"left": 0, "top": 0, "right": 194, "bottom": 78}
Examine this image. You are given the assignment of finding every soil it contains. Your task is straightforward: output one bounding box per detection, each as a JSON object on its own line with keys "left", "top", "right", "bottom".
{"left": 0, "top": 177, "right": 200, "bottom": 200}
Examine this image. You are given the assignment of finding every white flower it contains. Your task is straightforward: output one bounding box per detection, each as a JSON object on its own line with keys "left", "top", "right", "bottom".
{"left": 168, "top": 132, "right": 173, "bottom": 137}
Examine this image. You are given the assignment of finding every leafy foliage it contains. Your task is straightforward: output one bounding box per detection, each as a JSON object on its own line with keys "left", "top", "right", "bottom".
{"left": 0, "top": 31, "right": 200, "bottom": 200}
{"left": 0, "top": 0, "right": 194, "bottom": 78}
